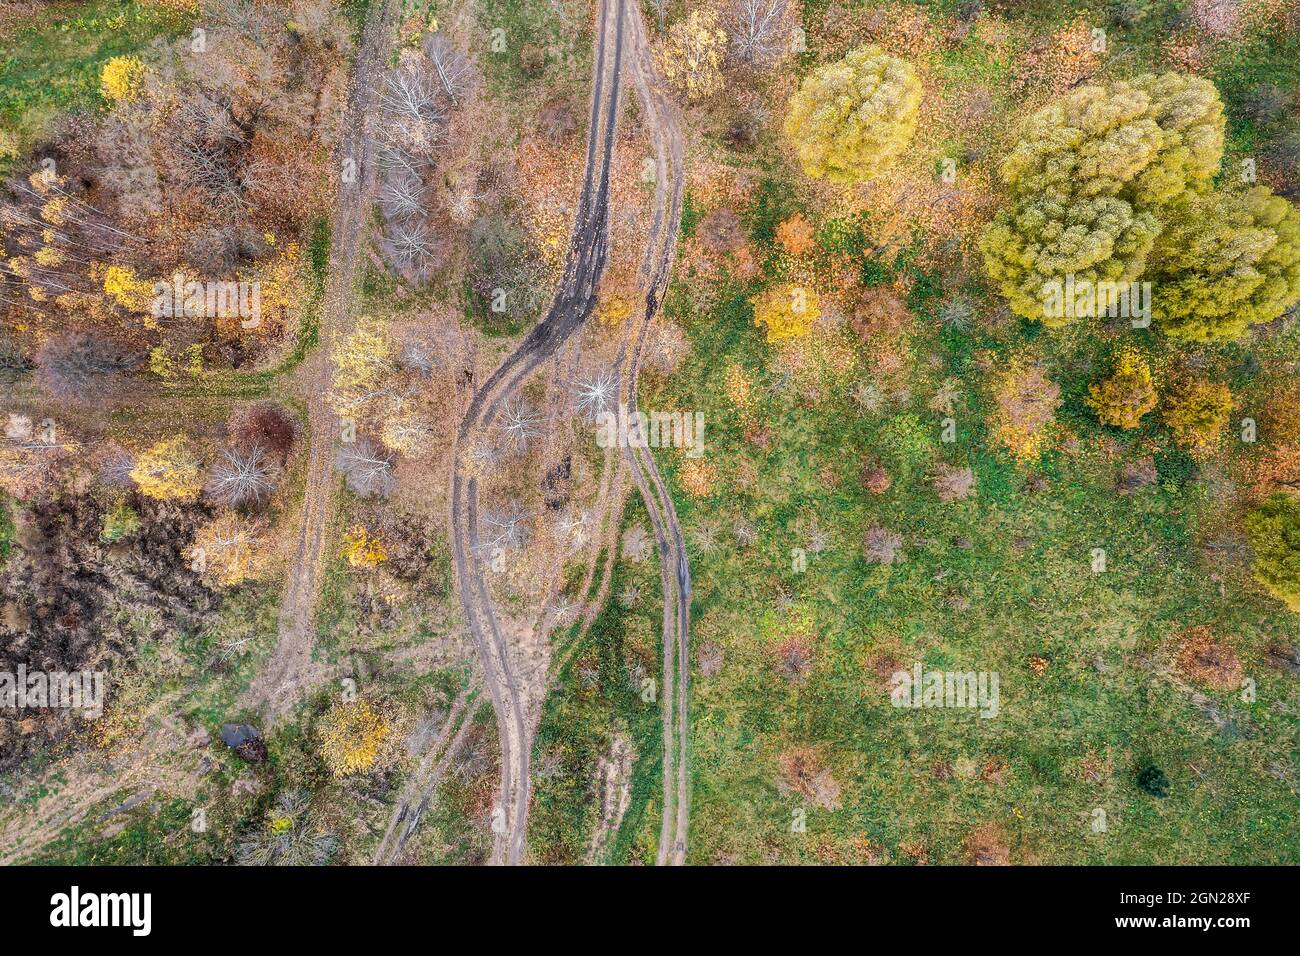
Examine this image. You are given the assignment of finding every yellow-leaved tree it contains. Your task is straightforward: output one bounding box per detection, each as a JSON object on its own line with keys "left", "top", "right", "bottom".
{"left": 655, "top": 10, "right": 728, "bottom": 100}
{"left": 130, "top": 437, "right": 203, "bottom": 500}
{"left": 186, "top": 514, "right": 270, "bottom": 587}
{"left": 328, "top": 315, "right": 396, "bottom": 420}
{"left": 752, "top": 283, "right": 820, "bottom": 341}
{"left": 1087, "top": 349, "right": 1158, "bottom": 429}
{"left": 1149, "top": 186, "right": 1300, "bottom": 342}
{"left": 979, "top": 73, "right": 1226, "bottom": 326}
{"left": 784, "top": 45, "right": 921, "bottom": 184}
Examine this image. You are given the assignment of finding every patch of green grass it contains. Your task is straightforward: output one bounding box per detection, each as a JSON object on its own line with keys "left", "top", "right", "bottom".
{"left": 622, "top": 164, "right": 1300, "bottom": 863}
{"left": 0, "top": 0, "right": 188, "bottom": 164}
{"left": 529, "top": 500, "right": 667, "bottom": 864}
{"left": 0, "top": 491, "right": 14, "bottom": 563}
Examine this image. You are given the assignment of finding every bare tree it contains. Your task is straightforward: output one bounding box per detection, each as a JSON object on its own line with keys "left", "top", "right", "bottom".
{"left": 573, "top": 369, "right": 617, "bottom": 422}
{"left": 727, "top": 0, "right": 793, "bottom": 67}
{"left": 206, "top": 445, "right": 279, "bottom": 508}
{"left": 496, "top": 397, "right": 541, "bottom": 452}
{"left": 382, "top": 218, "right": 443, "bottom": 280}
{"left": 933, "top": 464, "right": 976, "bottom": 503}
{"left": 378, "top": 170, "right": 427, "bottom": 222}
{"left": 421, "top": 32, "right": 474, "bottom": 108}
{"left": 479, "top": 500, "right": 531, "bottom": 552}
{"left": 335, "top": 439, "right": 396, "bottom": 497}
{"left": 378, "top": 65, "right": 446, "bottom": 156}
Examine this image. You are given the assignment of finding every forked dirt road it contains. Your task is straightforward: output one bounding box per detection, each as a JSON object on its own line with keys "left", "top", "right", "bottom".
{"left": 245, "top": 0, "right": 398, "bottom": 721}
{"left": 450, "top": 0, "right": 627, "bottom": 865}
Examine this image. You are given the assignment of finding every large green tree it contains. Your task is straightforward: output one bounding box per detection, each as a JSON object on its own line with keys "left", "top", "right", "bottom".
{"left": 1149, "top": 186, "right": 1300, "bottom": 342}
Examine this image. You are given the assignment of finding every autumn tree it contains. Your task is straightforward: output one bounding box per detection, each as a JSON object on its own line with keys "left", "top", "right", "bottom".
{"left": 227, "top": 401, "right": 299, "bottom": 462}
{"left": 329, "top": 315, "right": 397, "bottom": 425}
{"left": 656, "top": 10, "right": 728, "bottom": 100}
{"left": 1149, "top": 186, "right": 1300, "bottom": 342}
{"left": 784, "top": 45, "right": 921, "bottom": 184}
{"left": 1161, "top": 376, "right": 1233, "bottom": 452}
{"left": 775, "top": 213, "right": 816, "bottom": 256}
{"left": 1087, "top": 349, "right": 1158, "bottom": 429}
{"left": 752, "top": 283, "right": 820, "bottom": 341}
{"left": 186, "top": 513, "right": 270, "bottom": 587}
{"left": 130, "top": 437, "right": 204, "bottom": 500}
{"left": 989, "top": 359, "right": 1061, "bottom": 461}
{"left": 980, "top": 73, "right": 1226, "bottom": 325}
{"left": 1245, "top": 494, "right": 1300, "bottom": 611}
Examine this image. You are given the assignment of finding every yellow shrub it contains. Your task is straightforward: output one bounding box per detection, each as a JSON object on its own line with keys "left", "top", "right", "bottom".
{"left": 1162, "top": 377, "right": 1233, "bottom": 452}
{"left": 752, "top": 283, "right": 820, "bottom": 341}
{"left": 317, "top": 699, "right": 392, "bottom": 777}
{"left": 340, "top": 525, "right": 389, "bottom": 569}
{"left": 101, "top": 56, "right": 147, "bottom": 102}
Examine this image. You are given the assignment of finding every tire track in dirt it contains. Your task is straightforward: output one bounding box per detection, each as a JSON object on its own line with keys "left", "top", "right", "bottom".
{"left": 449, "top": 0, "right": 627, "bottom": 866}
{"left": 617, "top": 3, "right": 690, "bottom": 866}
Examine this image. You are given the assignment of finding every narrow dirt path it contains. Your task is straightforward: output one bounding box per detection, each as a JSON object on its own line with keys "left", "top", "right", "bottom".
{"left": 373, "top": 683, "right": 479, "bottom": 864}
{"left": 245, "top": 0, "right": 398, "bottom": 722}
{"left": 618, "top": 4, "right": 690, "bottom": 866}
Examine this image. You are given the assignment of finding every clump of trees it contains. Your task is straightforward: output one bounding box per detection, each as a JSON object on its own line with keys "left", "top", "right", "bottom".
{"left": 783, "top": 45, "right": 921, "bottom": 184}
{"left": 0, "top": 490, "right": 216, "bottom": 771}
{"left": 34, "top": 332, "right": 141, "bottom": 404}
{"left": 1147, "top": 186, "right": 1300, "bottom": 342}
{"left": 980, "top": 72, "right": 1300, "bottom": 340}
{"left": 374, "top": 31, "right": 476, "bottom": 283}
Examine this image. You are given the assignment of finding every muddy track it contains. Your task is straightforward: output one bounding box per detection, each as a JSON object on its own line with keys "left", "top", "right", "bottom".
{"left": 449, "top": 0, "right": 627, "bottom": 866}
{"left": 618, "top": 5, "right": 690, "bottom": 866}
{"left": 245, "top": 0, "right": 398, "bottom": 722}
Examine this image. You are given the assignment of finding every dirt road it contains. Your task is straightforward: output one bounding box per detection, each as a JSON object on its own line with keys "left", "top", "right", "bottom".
{"left": 245, "top": 0, "right": 397, "bottom": 722}
{"left": 449, "top": 0, "right": 628, "bottom": 865}
{"left": 618, "top": 5, "right": 691, "bottom": 866}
